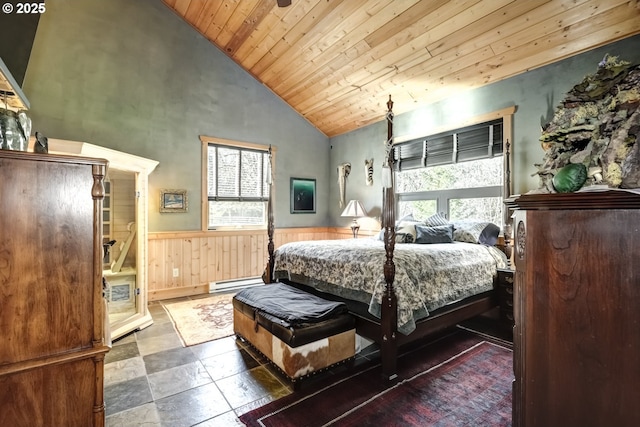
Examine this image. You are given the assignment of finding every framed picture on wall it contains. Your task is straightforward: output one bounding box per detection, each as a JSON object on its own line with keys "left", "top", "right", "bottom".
{"left": 290, "top": 177, "right": 316, "bottom": 214}
{"left": 160, "top": 189, "right": 188, "bottom": 213}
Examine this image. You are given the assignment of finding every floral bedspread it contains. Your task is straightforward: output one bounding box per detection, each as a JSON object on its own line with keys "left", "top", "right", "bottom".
{"left": 273, "top": 239, "right": 507, "bottom": 335}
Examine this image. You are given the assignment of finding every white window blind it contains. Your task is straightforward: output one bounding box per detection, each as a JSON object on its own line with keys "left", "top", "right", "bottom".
{"left": 207, "top": 145, "right": 270, "bottom": 202}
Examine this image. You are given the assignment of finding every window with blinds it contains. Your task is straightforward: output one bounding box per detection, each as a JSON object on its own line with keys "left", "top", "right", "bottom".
{"left": 207, "top": 144, "right": 271, "bottom": 228}
{"left": 394, "top": 118, "right": 506, "bottom": 226}
{"left": 394, "top": 119, "right": 503, "bottom": 171}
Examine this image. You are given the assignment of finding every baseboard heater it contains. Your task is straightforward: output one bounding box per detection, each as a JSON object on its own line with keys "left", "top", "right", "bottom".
{"left": 209, "top": 276, "right": 263, "bottom": 293}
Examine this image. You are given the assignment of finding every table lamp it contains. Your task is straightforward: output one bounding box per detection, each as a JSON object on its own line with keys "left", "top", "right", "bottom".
{"left": 341, "top": 200, "right": 368, "bottom": 238}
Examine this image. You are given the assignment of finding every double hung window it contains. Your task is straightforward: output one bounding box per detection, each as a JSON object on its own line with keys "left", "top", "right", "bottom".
{"left": 204, "top": 139, "right": 271, "bottom": 230}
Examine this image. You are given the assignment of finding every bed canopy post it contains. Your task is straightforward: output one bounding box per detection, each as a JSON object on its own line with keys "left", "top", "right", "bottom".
{"left": 502, "top": 139, "right": 513, "bottom": 266}
{"left": 381, "top": 95, "right": 398, "bottom": 380}
{"left": 263, "top": 145, "right": 275, "bottom": 284}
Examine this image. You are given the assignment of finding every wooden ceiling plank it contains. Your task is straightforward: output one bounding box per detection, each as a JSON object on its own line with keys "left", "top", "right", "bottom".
{"left": 314, "top": 45, "right": 547, "bottom": 131}
{"left": 250, "top": 0, "right": 339, "bottom": 76}
{"left": 491, "top": 0, "right": 633, "bottom": 55}
{"left": 306, "top": 0, "right": 595, "bottom": 106}
{"left": 270, "top": 0, "right": 421, "bottom": 94}
{"left": 239, "top": 0, "right": 315, "bottom": 68}
{"left": 299, "top": 65, "right": 398, "bottom": 117}
{"left": 318, "top": 2, "right": 638, "bottom": 133}
{"left": 298, "top": 0, "right": 418, "bottom": 61}
{"left": 306, "top": 83, "right": 387, "bottom": 121}
{"left": 292, "top": 50, "right": 424, "bottom": 115}
{"left": 288, "top": 35, "right": 437, "bottom": 111}
{"left": 383, "top": 1, "right": 592, "bottom": 89}
{"left": 408, "top": 0, "right": 516, "bottom": 53}
{"left": 427, "top": 0, "right": 552, "bottom": 57}
{"left": 183, "top": 0, "right": 207, "bottom": 23}
{"left": 290, "top": 0, "right": 600, "bottom": 116}
{"left": 319, "top": 10, "right": 640, "bottom": 136}
{"left": 288, "top": 32, "right": 445, "bottom": 112}
{"left": 414, "top": 16, "right": 640, "bottom": 114}
{"left": 277, "top": 0, "right": 479, "bottom": 105}
{"left": 163, "top": 0, "right": 178, "bottom": 8}
{"left": 311, "top": 98, "right": 384, "bottom": 135}
{"left": 203, "top": 0, "right": 242, "bottom": 43}
{"left": 433, "top": 0, "right": 591, "bottom": 58}
{"left": 173, "top": 0, "right": 191, "bottom": 15}
{"left": 223, "top": 0, "right": 274, "bottom": 56}
{"left": 481, "top": 13, "right": 640, "bottom": 81}
{"left": 232, "top": 3, "right": 289, "bottom": 61}
{"left": 277, "top": 0, "right": 479, "bottom": 97}
{"left": 278, "top": 0, "right": 497, "bottom": 107}
{"left": 193, "top": 1, "right": 223, "bottom": 30}
{"left": 259, "top": 1, "right": 367, "bottom": 86}
{"left": 216, "top": 0, "right": 262, "bottom": 48}
{"left": 364, "top": 0, "right": 452, "bottom": 49}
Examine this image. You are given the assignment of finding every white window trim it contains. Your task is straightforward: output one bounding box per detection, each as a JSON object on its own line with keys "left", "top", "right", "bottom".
{"left": 200, "top": 136, "right": 276, "bottom": 232}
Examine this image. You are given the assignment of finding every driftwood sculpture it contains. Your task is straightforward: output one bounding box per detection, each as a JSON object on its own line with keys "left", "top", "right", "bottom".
{"left": 534, "top": 55, "right": 640, "bottom": 192}
{"left": 337, "top": 162, "right": 351, "bottom": 208}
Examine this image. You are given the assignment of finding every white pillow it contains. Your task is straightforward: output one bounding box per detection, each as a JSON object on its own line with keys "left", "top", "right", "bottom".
{"left": 424, "top": 212, "right": 449, "bottom": 227}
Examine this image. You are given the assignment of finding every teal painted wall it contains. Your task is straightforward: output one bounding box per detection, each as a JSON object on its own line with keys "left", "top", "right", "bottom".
{"left": 22, "top": 0, "right": 329, "bottom": 232}
{"left": 329, "top": 34, "right": 640, "bottom": 227}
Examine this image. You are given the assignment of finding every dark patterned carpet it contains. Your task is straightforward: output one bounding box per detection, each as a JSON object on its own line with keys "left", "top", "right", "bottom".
{"left": 240, "top": 329, "right": 512, "bottom": 426}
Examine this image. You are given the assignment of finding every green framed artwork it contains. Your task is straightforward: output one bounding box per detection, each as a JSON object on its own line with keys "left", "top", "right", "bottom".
{"left": 290, "top": 177, "right": 316, "bottom": 214}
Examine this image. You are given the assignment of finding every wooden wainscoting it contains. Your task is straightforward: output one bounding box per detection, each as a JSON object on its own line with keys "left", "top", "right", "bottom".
{"left": 147, "top": 227, "right": 377, "bottom": 301}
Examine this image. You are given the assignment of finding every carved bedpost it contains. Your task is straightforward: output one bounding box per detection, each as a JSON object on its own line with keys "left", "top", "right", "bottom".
{"left": 503, "top": 139, "right": 513, "bottom": 266}
{"left": 381, "top": 95, "right": 398, "bottom": 380}
{"left": 263, "top": 146, "right": 275, "bottom": 284}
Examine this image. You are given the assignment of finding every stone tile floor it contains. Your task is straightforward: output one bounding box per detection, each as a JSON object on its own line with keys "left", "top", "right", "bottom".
{"left": 104, "top": 295, "right": 380, "bottom": 427}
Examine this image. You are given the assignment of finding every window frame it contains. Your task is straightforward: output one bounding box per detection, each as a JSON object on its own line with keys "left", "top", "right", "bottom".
{"left": 393, "top": 106, "right": 514, "bottom": 228}
{"left": 200, "top": 136, "right": 275, "bottom": 231}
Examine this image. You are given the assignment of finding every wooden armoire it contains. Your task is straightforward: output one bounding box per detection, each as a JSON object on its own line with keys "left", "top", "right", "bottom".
{"left": 0, "top": 150, "right": 110, "bottom": 427}
{"left": 506, "top": 192, "right": 640, "bottom": 427}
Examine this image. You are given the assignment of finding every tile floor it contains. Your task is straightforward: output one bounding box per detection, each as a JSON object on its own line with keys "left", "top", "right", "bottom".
{"left": 104, "top": 294, "right": 380, "bottom": 427}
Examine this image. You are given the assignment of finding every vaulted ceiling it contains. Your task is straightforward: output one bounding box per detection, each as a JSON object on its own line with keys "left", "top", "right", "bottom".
{"left": 162, "top": 0, "right": 640, "bottom": 137}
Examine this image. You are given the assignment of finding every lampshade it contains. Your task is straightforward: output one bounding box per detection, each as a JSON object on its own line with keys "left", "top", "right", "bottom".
{"left": 341, "top": 200, "right": 368, "bottom": 218}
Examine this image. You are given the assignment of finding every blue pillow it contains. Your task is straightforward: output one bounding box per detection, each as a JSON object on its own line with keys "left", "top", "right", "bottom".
{"left": 415, "top": 224, "right": 454, "bottom": 244}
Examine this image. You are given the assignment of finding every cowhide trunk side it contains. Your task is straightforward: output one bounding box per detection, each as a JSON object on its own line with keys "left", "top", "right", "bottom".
{"left": 233, "top": 308, "right": 355, "bottom": 380}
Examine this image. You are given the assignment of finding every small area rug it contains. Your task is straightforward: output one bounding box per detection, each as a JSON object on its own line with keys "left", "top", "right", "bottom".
{"left": 240, "top": 331, "right": 512, "bottom": 426}
{"left": 163, "top": 293, "right": 235, "bottom": 346}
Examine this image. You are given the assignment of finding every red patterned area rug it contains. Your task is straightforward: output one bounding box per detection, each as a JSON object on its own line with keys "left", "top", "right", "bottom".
{"left": 240, "top": 331, "right": 512, "bottom": 426}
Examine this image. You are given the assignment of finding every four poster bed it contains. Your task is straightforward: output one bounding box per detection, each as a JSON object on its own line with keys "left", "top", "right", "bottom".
{"left": 263, "top": 97, "right": 512, "bottom": 380}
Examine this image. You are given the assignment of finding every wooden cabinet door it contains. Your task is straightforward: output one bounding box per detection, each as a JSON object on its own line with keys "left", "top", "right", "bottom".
{"left": 0, "top": 151, "right": 109, "bottom": 427}
{"left": 0, "top": 156, "right": 96, "bottom": 363}
{"left": 516, "top": 207, "right": 640, "bottom": 427}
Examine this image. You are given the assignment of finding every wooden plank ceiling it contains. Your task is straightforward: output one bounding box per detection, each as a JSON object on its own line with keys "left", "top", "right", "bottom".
{"left": 163, "top": 0, "right": 640, "bottom": 137}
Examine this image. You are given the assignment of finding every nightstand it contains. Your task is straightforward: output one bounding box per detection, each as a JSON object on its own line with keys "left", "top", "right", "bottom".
{"left": 496, "top": 267, "right": 514, "bottom": 337}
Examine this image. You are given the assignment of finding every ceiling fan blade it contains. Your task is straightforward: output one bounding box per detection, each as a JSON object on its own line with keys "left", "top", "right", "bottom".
{"left": 277, "top": 0, "right": 292, "bottom": 7}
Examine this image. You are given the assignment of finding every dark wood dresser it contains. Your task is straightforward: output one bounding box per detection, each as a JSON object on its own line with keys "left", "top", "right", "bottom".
{"left": 506, "top": 192, "right": 640, "bottom": 427}
{"left": 0, "top": 151, "right": 110, "bottom": 427}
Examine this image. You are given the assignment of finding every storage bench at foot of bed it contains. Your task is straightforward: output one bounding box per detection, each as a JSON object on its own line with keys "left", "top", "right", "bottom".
{"left": 232, "top": 283, "right": 356, "bottom": 383}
